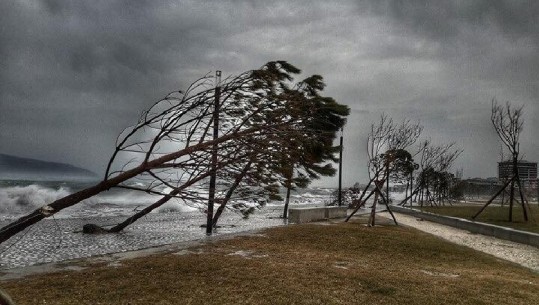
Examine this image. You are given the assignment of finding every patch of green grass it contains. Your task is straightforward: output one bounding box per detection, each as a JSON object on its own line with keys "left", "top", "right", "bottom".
{"left": 2, "top": 221, "right": 538, "bottom": 305}
{"left": 421, "top": 205, "right": 539, "bottom": 233}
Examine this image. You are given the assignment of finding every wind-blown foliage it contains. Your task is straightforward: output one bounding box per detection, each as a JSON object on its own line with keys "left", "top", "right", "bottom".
{"left": 274, "top": 74, "right": 350, "bottom": 218}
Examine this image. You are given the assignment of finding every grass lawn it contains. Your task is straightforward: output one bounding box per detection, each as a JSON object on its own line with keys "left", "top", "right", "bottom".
{"left": 421, "top": 205, "right": 539, "bottom": 233}
{"left": 1, "top": 218, "right": 538, "bottom": 305}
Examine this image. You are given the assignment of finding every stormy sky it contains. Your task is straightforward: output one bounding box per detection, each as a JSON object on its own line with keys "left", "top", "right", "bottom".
{"left": 1, "top": 0, "right": 538, "bottom": 187}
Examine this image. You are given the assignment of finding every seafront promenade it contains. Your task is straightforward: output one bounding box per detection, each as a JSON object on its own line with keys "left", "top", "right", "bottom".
{"left": 2, "top": 213, "right": 537, "bottom": 305}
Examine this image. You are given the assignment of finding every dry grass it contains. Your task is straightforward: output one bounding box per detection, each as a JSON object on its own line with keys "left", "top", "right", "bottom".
{"left": 422, "top": 205, "right": 539, "bottom": 233}
{"left": 2, "top": 218, "right": 538, "bottom": 305}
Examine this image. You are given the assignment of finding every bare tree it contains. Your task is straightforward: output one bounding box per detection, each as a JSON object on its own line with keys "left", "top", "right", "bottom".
{"left": 473, "top": 99, "right": 529, "bottom": 221}
{"left": 343, "top": 113, "right": 461, "bottom": 225}
{"left": 385, "top": 119, "right": 423, "bottom": 202}
{"left": 414, "top": 140, "right": 462, "bottom": 207}
{"left": 345, "top": 115, "right": 421, "bottom": 225}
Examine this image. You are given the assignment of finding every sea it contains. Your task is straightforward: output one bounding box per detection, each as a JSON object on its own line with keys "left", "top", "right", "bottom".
{"left": 0, "top": 179, "right": 337, "bottom": 269}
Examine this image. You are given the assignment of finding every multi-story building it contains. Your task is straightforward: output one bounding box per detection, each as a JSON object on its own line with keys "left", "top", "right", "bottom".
{"left": 498, "top": 160, "right": 538, "bottom": 188}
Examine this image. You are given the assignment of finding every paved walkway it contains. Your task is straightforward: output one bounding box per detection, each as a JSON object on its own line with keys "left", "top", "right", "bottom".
{"left": 381, "top": 212, "right": 539, "bottom": 272}
{"left": 0, "top": 209, "right": 286, "bottom": 270}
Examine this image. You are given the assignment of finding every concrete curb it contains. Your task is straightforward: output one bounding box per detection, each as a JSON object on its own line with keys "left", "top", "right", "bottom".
{"left": 391, "top": 206, "right": 539, "bottom": 248}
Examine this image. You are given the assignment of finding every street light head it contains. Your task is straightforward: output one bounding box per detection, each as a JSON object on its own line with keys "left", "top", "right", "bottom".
{"left": 216, "top": 70, "right": 222, "bottom": 86}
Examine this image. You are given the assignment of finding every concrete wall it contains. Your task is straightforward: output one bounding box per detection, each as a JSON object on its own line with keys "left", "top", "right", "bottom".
{"left": 391, "top": 206, "right": 539, "bottom": 248}
{"left": 288, "top": 207, "right": 326, "bottom": 224}
{"left": 325, "top": 207, "right": 348, "bottom": 219}
{"left": 288, "top": 206, "right": 348, "bottom": 224}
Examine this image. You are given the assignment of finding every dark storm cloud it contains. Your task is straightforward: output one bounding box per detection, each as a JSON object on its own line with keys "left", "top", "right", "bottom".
{"left": 0, "top": 0, "right": 235, "bottom": 170}
{"left": 363, "top": 1, "right": 539, "bottom": 42}
{"left": 0, "top": 0, "right": 537, "bottom": 186}
{"left": 362, "top": 0, "right": 539, "bottom": 92}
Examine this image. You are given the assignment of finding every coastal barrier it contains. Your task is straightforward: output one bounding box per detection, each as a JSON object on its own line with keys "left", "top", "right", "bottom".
{"left": 288, "top": 206, "right": 347, "bottom": 224}
{"left": 391, "top": 206, "right": 539, "bottom": 248}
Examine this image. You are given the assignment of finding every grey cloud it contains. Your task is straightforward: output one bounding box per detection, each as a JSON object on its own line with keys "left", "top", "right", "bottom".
{"left": 361, "top": 1, "right": 539, "bottom": 93}
{"left": 0, "top": 0, "right": 537, "bottom": 186}
{"left": 363, "top": 1, "right": 539, "bottom": 42}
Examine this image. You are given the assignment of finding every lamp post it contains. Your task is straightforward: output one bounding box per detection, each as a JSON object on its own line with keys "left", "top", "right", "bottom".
{"left": 206, "top": 70, "right": 221, "bottom": 235}
{"left": 338, "top": 127, "right": 343, "bottom": 207}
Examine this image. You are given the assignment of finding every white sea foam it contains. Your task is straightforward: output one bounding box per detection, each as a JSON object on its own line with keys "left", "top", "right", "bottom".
{"left": 93, "top": 191, "right": 158, "bottom": 207}
{"left": 155, "top": 200, "right": 199, "bottom": 213}
{"left": 0, "top": 183, "right": 196, "bottom": 218}
{"left": 0, "top": 184, "right": 72, "bottom": 215}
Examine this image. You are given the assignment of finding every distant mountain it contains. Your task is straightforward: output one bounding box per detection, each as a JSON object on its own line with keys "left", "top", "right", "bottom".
{"left": 0, "top": 153, "right": 98, "bottom": 181}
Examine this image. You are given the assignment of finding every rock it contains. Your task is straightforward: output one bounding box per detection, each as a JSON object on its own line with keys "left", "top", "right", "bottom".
{"left": 82, "top": 224, "right": 109, "bottom": 234}
{"left": 241, "top": 207, "right": 256, "bottom": 219}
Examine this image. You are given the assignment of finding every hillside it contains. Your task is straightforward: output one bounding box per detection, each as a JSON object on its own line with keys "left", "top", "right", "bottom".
{"left": 0, "top": 153, "right": 98, "bottom": 181}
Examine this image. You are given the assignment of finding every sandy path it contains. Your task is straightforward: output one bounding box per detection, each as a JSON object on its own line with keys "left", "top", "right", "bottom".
{"left": 381, "top": 212, "right": 539, "bottom": 272}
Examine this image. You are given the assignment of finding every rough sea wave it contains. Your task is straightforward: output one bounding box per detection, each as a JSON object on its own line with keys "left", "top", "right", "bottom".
{"left": 0, "top": 179, "right": 336, "bottom": 220}
{"left": 0, "top": 180, "right": 201, "bottom": 220}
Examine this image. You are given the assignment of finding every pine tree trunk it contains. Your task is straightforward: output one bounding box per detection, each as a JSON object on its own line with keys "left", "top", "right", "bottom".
{"left": 212, "top": 161, "right": 252, "bottom": 227}
{"left": 501, "top": 183, "right": 505, "bottom": 207}
{"left": 410, "top": 172, "right": 415, "bottom": 205}
{"left": 404, "top": 178, "right": 410, "bottom": 206}
{"left": 386, "top": 168, "right": 390, "bottom": 204}
{"left": 109, "top": 191, "right": 179, "bottom": 233}
{"left": 283, "top": 185, "right": 292, "bottom": 219}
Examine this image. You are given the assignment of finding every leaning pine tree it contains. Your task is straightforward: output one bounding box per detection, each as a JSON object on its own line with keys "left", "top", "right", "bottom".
{"left": 278, "top": 75, "right": 350, "bottom": 218}
{"left": 102, "top": 63, "right": 350, "bottom": 229}
{"left": 0, "top": 61, "right": 348, "bottom": 242}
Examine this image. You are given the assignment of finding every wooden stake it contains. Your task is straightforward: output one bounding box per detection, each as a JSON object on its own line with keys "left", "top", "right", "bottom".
{"left": 472, "top": 175, "right": 515, "bottom": 220}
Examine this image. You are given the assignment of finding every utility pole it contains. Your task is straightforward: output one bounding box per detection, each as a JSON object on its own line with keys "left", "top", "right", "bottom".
{"left": 206, "top": 70, "right": 221, "bottom": 235}
{"left": 338, "top": 127, "right": 343, "bottom": 206}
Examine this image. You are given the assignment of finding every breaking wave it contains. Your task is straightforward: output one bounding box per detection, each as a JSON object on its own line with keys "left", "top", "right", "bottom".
{"left": 0, "top": 183, "right": 199, "bottom": 219}
{"left": 0, "top": 184, "right": 72, "bottom": 215}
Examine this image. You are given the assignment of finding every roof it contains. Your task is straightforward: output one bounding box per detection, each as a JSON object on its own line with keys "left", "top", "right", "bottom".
{"left": 498, "top": 160, "right": 537, "bottom": 165}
